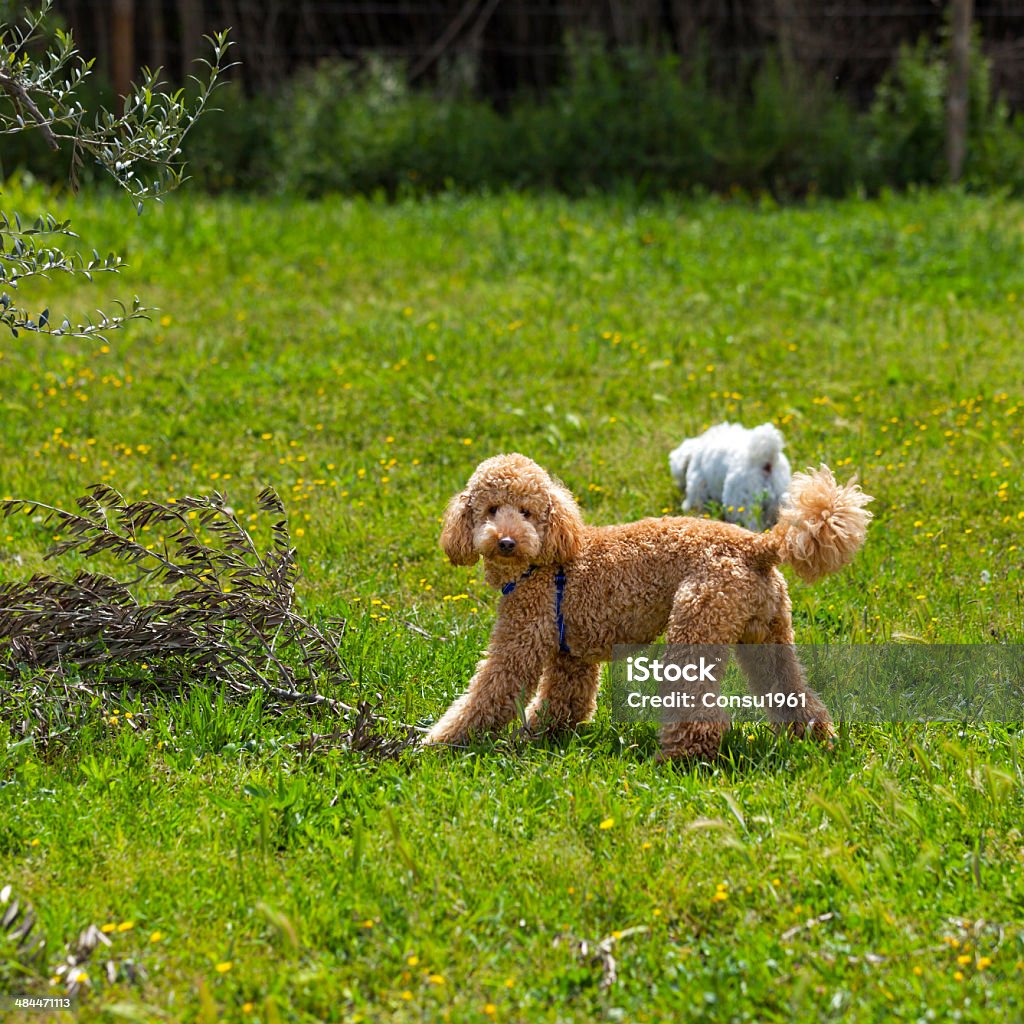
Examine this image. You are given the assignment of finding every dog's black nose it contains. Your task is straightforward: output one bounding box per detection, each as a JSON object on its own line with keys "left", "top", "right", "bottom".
{"left": 497, "top": 537, "right": 517, "bottom": 554}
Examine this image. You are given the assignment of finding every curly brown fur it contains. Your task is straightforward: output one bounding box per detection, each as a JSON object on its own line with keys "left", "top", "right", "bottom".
{"left": 425, "top": 453, "right": 873, "bottom": 759}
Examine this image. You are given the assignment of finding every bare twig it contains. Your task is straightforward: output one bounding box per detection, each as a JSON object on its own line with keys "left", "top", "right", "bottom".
{"left": 780, "top": 911, "right": 835, "bottom": 943}
{"left": 557, "top": 926, "right": 650, "bottom": 991}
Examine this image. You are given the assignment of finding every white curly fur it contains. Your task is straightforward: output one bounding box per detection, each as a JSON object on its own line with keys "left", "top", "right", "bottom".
{"left": 669, "top": 422, "right": 791, "bottom": 531}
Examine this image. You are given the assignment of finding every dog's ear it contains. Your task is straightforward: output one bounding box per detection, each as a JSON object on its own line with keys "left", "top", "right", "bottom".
{"left": 439, "top": 490, "right": 478, "bottom": 565}
{"left": 543, "top": 482, "right": 584, "bottom": 564}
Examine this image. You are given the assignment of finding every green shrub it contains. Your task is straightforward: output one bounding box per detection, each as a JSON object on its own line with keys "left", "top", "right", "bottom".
{"left": 186, "top": 82, "right": 281, "bottom": 192}
{"left": 867, "top": 28, "right": 1024, "bottom": 191}
{"left": 867, "top": 37, "right": 948, "bottom": 187}
{"left": 248, "top": 58, "right": 507, "bottom": 196}
{"left": 217, "top": 38, "right": 869, "bottom": 199}
{"left": 704, "top": 55, "right": 867, "bottom": 196}
{"left": 16, "top": 30, "right": 1024, "bottom": 200}
{"left": 968, "top": 100, "right": 1024, "bottom": 193}
{"left": 534, "top": 37, "right": 714, "bottom": 192}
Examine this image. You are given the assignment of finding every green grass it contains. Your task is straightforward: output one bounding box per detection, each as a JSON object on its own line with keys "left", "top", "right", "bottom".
{"left": 1, "top": 185, "right": 1023, "bottom": 1022}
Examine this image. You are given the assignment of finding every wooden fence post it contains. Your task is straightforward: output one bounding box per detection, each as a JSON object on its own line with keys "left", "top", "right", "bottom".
{"left": 946, "top": 0, "right": 974, "bottom": 183}
{"left": 111, "top": 0, "right": 135, "bottom": 107}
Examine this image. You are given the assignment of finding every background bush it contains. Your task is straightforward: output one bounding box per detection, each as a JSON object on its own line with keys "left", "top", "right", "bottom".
{"left": 6, "top": 33, "right": 1024, "bottom": 198}
{"left": 866, "top": 29, "right": 1024, "bottom": 192}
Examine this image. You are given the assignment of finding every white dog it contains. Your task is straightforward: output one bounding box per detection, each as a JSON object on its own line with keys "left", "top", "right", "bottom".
{"left": 669, "top": 422, "right": 791, "bottom": 531}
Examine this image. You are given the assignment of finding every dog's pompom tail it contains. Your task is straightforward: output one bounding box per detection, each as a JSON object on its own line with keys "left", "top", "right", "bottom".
{"left": 773, "top": 465, "right": 873, "bottom": 583}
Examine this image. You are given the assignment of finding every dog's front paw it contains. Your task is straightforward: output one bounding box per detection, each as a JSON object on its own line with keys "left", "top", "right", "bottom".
{"left": 422, "top": 722, "right": 465, "bottom": 746}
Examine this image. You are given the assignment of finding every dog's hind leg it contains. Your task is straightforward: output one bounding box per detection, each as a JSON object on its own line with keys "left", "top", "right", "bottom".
{"left": 682, "top": 467, "right": 710, "bottom": 513}
{"left": 525, "top": 653, "right": 600, "bottom": 734}
{"left": 734, "top": 617, "right": 834, "bottom": 744}
{"left": 657, "top": 581, "right": 738, "bottom": 761}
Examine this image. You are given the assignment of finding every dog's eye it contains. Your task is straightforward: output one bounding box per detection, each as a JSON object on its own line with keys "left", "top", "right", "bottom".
{"left": 520, "top": 508, "right": 531, "bottom": 519}
{"left": 487, "top": 506, "right": 498, "bottom": 517}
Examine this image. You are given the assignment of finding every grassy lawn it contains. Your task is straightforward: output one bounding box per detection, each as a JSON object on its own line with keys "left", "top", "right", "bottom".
{"left": 1, "top": 185, "right": 1023, "bottom": 1021}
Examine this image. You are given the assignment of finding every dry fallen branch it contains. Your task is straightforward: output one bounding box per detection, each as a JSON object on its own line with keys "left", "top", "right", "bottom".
{"left": 292, "top": 701, "right": 425, "bottom": 761}
{"left": 2, "top": 883, "right": 151, "bottom": 999}
{"left": 0, "top": 485, "right": 348, "bottom": 698}
{"left": 0, "top": 486, "right": 431, "bottom": 759}
{"left": 1, "top": 883, "right": 46, "bottom": 968}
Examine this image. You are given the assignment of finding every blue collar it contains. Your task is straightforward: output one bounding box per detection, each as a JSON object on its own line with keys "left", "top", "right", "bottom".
{"left": 501, "top": 565, "right": 570, "bottom": 654}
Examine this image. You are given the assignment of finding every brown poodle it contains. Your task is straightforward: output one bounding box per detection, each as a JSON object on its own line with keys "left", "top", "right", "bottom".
{"left": 424, "top": 453, "right": 873, "bottom": 759}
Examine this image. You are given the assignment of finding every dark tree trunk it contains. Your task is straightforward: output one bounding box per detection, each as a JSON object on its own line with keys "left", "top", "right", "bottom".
{"left": 112, "top": 0, "right": 135, "bottom": 107}
{"left": 946, "top": 0, "right": 974, "bottom": 183}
